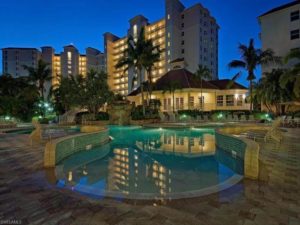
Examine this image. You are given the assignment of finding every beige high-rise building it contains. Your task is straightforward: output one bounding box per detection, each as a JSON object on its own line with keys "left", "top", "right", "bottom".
{"left": 259, "top": 1, "right": 300, "bottom": 73}
{"left": 104, "top": 0, "right": 219, "bottom": 96}
{"left": 2, "top": 45, "right": 105, "bottom": 91}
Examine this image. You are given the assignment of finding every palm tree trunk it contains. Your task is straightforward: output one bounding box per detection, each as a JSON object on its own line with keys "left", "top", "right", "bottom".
{"left": 139, "top": 69, "right": 145, "bottom": 116}
{"left": 200, "top": 78, "right": 203, "bottom": 112}
{"left": 250, "top": 80, "right": 253, "bottom": 113}
{"left": 172, "top": 91, "right": 175, "bottom": 113}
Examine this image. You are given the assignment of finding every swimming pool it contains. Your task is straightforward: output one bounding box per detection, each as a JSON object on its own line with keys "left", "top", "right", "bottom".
{"left": 55, "top": 126, "right": 244, "bottom": 200}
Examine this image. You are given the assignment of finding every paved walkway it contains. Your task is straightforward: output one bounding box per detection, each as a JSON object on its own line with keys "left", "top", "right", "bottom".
{"left": 0, "top": 129, "right": 299, "bottom": 225}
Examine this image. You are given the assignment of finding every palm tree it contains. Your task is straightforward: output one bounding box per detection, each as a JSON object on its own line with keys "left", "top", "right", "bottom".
{"left": 116, "top": 27, "right": 148, "bottom": 116}
{"left": 142, "top": 40, "right": 162, "bottom": 105}
{"left": 23, "top": 59, "right": 52, "bottom": 99}
{"left": 280, "top": 49, "right": 300, "bottom": 98}
{"left": 162, "top": 80, "right": 182, "bottom": 113}
{"left": 194, "top": 65, "right": 212, "bottom": 111}
{"left": 255, "top": 69, "right": 291, "bottom": 114}
{"left": 228, "top": 38, "right": 278, "bottom": 112}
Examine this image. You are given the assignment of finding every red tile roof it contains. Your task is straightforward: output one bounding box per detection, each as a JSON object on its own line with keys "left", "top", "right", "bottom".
{"left": 128, "top": 69, "right": 247, "bottom": 96}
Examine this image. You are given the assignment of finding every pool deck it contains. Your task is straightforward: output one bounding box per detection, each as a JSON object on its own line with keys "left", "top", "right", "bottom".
{"left": 0, "top": 127, "right": 299, "bottom": 225}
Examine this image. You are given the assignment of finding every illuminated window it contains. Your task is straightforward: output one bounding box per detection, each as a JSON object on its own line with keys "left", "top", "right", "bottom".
{"left": 226, "top": 95, "right": 234, "bottom": 106}
{"left": 217, "top": 95, "right": 223, "bottom": 106}
{"left": 67, "top": 52, "right": 72, "bottom": 61}
{"left": 167, "top": 14, "right": 170, "bottom": 20}
{"left": 133, "top": 24, "right": 138, "bottom": 38}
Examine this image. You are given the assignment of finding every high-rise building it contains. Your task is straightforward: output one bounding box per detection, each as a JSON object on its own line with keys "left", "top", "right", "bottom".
{"left": 2, "top": 45, "right": 105, "bottom": 98}
{"left": 2, "top": 48, "right": 40, "bottom": 78}
{"left": 104, "top": 0, "right": 219, "bottom": 95}
{"left": 259, "top": 1, "right": 300, "bottom": 73}
{"left": 2, "top": 45, "right": 105, "bottom": 79}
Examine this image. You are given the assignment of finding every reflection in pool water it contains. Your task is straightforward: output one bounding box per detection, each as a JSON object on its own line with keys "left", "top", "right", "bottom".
{"left": 55, "top": 126, "right": 244, "bottom": 199}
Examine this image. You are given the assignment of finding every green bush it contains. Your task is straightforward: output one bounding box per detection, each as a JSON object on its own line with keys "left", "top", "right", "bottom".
{"left": 38, "top": 117, "right": 50, "bottom": 124}
{"left": 131, "top": 105, "right": 159, "bottom": 120}
{"left": 95, "top": 112, "right": 110, "bottom": 121}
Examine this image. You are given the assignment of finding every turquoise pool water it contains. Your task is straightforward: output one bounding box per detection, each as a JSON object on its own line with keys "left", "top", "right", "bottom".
{"left": 56, "top": 126, "right": 244, "bottom": 199}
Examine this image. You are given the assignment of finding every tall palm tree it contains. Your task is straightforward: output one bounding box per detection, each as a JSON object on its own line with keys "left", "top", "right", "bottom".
{"left": 116, "top": 27, "right": 148, "bottom": 116}
{"left": 194, "top": 65, "right": 212, "bottom": 111}
{"left": 142, "top": 40, "right": 161, "bottom": 105}
{"left": 23, "top": 59, "right": 52, "bottom": 99}
{"left": 228, "top": 38, "right": 278, "bottom": 112}
{"left": 280, "top": 49, "right": 300, "bottom": 98}
{"left": 162, "top": 80, "right": 182, "bottom": 113}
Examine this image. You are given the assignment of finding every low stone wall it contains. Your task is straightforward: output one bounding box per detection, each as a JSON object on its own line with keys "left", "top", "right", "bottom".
{"left": 216, "top": 126, "right": 260, "bottom": 180}
{"left": 44, "top": 126, "right": 110, "bottom": 168}
{"left": 130, "top": 119, "right": 160, "bottom": 126}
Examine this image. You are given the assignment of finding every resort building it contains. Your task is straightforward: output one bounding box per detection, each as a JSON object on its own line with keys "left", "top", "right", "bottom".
{"left": 104, "top": 0, "right": 219, "bottom": 95}
{"left": 2, "top": 45, "right": 105, "bottom": 78}
{"left": 2, "top": 45, "right": 105, "bottom": 95}
{"left": 259, "top": 1, "right": 300, "bottom": 73}
{"left": 128, "top": 65, "right": 249, "bottom": 112}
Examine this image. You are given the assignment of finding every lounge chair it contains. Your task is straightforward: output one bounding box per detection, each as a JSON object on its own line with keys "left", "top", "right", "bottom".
{"left": 240, "top": 115, "right": 247, "bottom": 122}
{"left": 249, "top": 115, "right": 256, "bottom": 122}
{"left": 203, "top": 114, "right": 209, "bottom": 122}
{"left": 159, "top": 112, "right": 166, "bottom": 122}
{"left": 233, "top": 115, "right": 239, "bottom": 122}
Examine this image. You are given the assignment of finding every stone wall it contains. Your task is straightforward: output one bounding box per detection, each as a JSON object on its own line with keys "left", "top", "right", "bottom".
{"left": 216, "top": 126, "right": 260, "bottom": 180}
{"left": 44, "top": 127, "right": 110, "bottom": 168}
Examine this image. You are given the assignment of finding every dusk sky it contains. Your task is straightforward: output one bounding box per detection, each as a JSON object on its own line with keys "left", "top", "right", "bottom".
{"left": 0, "top": 0, "right": 292, "bottom": 86}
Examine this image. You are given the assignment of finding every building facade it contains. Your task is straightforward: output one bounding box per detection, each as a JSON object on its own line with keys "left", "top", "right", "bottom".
{"left": 104, "top": 0, "right": 219, "bottom": 96}
{"left": 2, "top": 45, "right": 105, "bottom": 79}
{"left": 259, "top": 1, "right": 300, "bottom": 73}
{"left": 2, "top": 45, "right": 105, "bottom": 97}
{"left": 128, "top": 67, "right": 249, "bottom": 112}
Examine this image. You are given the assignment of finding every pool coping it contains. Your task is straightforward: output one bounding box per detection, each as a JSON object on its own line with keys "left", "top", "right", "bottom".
{"left": 61, "top": 174, "right": 243, "bottom": 200}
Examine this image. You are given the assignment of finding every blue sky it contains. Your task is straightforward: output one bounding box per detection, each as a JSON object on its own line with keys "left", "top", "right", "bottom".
{"left": 0, "top": 0, "right": 292, "bottom": 86}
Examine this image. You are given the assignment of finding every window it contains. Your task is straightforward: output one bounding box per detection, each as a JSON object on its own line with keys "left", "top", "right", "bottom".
{"left": 291, "top": 29, "right": 300, "bottom": 40}
{"left": 167, "top": 14, "right": 171, "bottom": 20}
{"left": 189, "top": 96, "right": 194, "bottom": 108}
{"left": 133, "top": 24, "right": 138, "bottom": 39}
{"left": 291, "top": 11, "right": 299, "bottom": 21}
{"left": 181, "top": 49, "right": 185, "bottom": 54}
{"left": 217, "top": 95, "right": 223, "bottom": 106}
{"left": 181, "top": 23, "right": 184, "bottom": 28}
{"left": 226, "top": 95, "right": 234, "bottom": 106}
{"left": 199, "top": 96, "right": 204, "bottom": 109}
{"left": 176, "top": 97, "right": 184, "bottom": 110}
{"left": 181, "top": 31, "right": 184, "bottom": 36}
{"left": 181, "top": 14, "right": 184, "bottom": 19}
{"left": 236, "top": 94, "right": 243, "bottom": 106}
{"left": 181, "top": 40, "right": 185, "bottom": 45}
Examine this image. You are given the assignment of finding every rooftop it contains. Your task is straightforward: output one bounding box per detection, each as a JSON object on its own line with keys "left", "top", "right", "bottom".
{"left": 259, "top": 1, "right": 300, "bottom": 18}
{"left": 128, "top": 69, "right": 247, "bottom": 96}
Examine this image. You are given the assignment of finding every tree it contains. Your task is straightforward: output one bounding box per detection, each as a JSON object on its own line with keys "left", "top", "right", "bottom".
{"left": 79, "top": 70, "right": 114, "bottom": 117}
{"left": 228, "top": 38, "right": 279, "bottom": 112}
{"left": 50, "top": 70, "right": 113, "bottom": 117}
{"left": 0, "top": 75, "right": 39, "bottom": 121}
{"left": 142, "top": 40, "right": 162, "bottom": 105}
{"left": 254, "top": 69, "right": 291, "bottom": 114}
{"left": 194, "top": 65, "right": 212, "bottom": 111}
{"left": 23, "top": 59, "right": 52, "bottom": 99}
{"left": 280, "top": 49, "right": 300, "bottom": 98}
{"left": 162, "top": 80, "right": 182, "bottom": 113}
{"left": 50, "top": 75, "right": 80, "bottom": 114}
{"left": 116, "top": 27, "right": 148, "bottom": 116}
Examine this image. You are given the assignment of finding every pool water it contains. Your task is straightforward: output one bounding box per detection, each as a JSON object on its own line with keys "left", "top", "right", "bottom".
{"left": 56, "top": 126, "right": 244, "bottom": 200}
